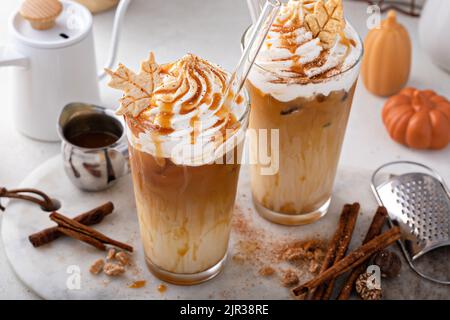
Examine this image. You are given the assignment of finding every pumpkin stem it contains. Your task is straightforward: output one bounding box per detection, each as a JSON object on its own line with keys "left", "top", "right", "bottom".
{"left": 385, "top": 10, "right": 397, "bottom": 26}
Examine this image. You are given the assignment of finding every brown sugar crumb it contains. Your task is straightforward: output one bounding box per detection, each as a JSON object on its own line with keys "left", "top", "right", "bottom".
{"left": 115, "top": 251, "right": 130, "bottom": 266}
{"left": 89, "top": 259, "right": 104, "bottom": 275}
{"left": 259, "top": 266, "right": 275, "bottom": 277}
{"left": 103, "top": 262, "right": 125, "bottom": 276}
{"left": 282, "top": 247, "right": 305, "bottom": 262}
{"left": 281, "top": 269, "right": 299, "bottom": 287}
{"left": 314, "top": 247, "right": 325, "bottom": 260}
{"left": 128, "top": 280, "right": 146, "bottom": 289}
{"left": 106, "top": 248, "right": 116, "bottom": 261}
{"left": 309, "top": 260, "right": 320, "bottom": 274}
{"left": 278, "top": 239, "right": 326, "bottom": 267}
{"left": 90, "top": 247, "right": 135, "bottom": 279}
{"left": 158, "top": 284, "right": 167, "bottom": 293}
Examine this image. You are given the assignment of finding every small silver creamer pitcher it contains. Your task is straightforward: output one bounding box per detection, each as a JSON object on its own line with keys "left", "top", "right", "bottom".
{"left": 58, "top": 103, "right": 130, "bottom": 191}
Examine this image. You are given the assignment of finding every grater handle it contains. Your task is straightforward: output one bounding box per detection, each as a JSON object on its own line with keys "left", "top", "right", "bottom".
{"left": 371, "top": 161, "right": 449, "bottom": 201}
{"left": 407, "top": 262, "right": 450, "bottom": 285}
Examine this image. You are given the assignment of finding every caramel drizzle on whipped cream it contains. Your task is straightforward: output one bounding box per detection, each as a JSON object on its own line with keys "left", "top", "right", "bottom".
{"left": 260, "top": 0, "right": 355, "bottom": 83}
{"left": 106, "top": 53, "right": 240, "bottom": 146}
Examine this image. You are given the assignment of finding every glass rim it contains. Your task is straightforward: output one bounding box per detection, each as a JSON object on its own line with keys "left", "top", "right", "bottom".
{"left": 240, "top": 21, "right": 364, "bottom": 82}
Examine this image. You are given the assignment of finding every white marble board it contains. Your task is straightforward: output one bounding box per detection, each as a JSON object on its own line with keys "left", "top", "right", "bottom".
{"left": 1, "top": 156, "right": 449, "bottom": 299}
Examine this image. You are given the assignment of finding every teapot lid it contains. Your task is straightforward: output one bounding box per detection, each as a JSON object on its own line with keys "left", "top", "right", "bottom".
{"left": 10, "top": 0, "right": 92, "bottom": 49}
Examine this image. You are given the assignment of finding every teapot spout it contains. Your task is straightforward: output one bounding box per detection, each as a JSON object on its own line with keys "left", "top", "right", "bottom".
{"left": 97, "top": 0, "right": 131, "bottom": 80}
{"left": 0, "top": 46, "right": 28, "bottom": 68}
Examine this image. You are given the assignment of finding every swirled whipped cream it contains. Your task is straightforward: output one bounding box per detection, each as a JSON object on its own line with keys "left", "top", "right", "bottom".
{"left": 106, "top": 53, "right": 246, "bottom": 165}
{"left": 248, "top": 0, "right": 362, "bottom": 102}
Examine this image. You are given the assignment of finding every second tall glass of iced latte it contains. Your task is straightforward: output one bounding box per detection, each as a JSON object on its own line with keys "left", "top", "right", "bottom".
{"left": 244, "top": 0, "right": 363, "bottom": 225}
{"left": 107, "top": 53, "right": 249, "bottom": 284}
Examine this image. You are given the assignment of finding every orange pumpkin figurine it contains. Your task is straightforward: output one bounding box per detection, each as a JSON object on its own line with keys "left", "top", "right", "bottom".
{"left": 362, "top": 10, "right": 411, "bottom": 97}
{"left": 382, "top": 87, "right": 450, "bottom": 150}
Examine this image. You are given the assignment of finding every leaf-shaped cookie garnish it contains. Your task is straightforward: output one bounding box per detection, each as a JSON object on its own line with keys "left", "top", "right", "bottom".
{"left": 106, "top": 52, "right": 161, "bottom": 117}
{"left": 304, "top": 0, "right": 345, "bottom": 49}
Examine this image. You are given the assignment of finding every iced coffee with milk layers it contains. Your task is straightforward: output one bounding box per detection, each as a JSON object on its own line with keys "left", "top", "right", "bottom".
{"left": 245, "top": 0, "right": 363, "bottom": 225}
{"left": 107, "top": 53, "right": 248, "bottom": 284}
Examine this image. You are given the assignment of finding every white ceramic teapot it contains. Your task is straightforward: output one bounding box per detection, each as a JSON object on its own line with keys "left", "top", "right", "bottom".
{"left": 419, "top": 0, "right": 450, "bottom": 73}
{"left": 0, "top": 0, "right": 130, "bottom": 141}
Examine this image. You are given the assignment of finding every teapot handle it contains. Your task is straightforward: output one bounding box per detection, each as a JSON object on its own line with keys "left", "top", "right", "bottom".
{"left": 97, "top": 0, "right": 131, "bottom": 80}
{"left": 0, "top": 46, "right": 28, "bottom": 68}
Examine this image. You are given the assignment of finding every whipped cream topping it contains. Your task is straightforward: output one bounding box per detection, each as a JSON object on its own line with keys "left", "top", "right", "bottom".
{"left": 140, "top": 54, "right": 234, "bottom": 138}
{"left": 248, "top": 0, "right": 362, "bottom": 102}
{"left": 107, "top": 53, "right": 247, "bottom": 165}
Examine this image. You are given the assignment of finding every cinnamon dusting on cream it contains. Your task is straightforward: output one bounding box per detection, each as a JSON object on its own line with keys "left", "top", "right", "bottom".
{"left": 107, "top": 54, "right": 246, "bottom": 164}
{"left": 253, "top": 0, "right": 357, "bottom": 84}
{"left": 107, "top": 54, "right": 240, "bottom": 141}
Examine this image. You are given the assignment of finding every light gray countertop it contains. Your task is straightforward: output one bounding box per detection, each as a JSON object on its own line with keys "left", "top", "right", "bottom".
{"left": 0, "top": 0, "right": 449, "bottom": 299}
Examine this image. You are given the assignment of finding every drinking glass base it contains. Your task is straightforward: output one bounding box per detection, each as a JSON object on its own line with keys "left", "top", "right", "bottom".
{"left": 253, "top": 196, "right": 331, "bottom": 226}
{"left": 144, "top": 254, "right": 227, "bottom": 285}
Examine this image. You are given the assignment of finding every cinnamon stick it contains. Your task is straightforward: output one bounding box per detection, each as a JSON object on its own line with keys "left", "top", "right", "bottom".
{"left": 337, "top": 206, "right": 388, "bottom": 300}
{"left": 321, "top": 202, "right": 359, "bottom": 300}
{"left": 29, "top": 202, "right": 114, "bottom": 247}
{"left": 310, "top": 204, "right": 352, "bottom": 300}
{"left": 292, "top": 227, "right": 401, "bottom": 297}
{"left": 57, "top": 227, "right": 106, "bottom": 251}
{"left": 50, "top": 212, "right": 133, "bottom": 252}
{"left": 311, "top": 203, "right": 359, "bottom": 300}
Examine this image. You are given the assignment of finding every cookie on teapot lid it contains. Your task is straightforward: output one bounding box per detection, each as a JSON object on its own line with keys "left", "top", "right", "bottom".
{"left": 20, "top": 0, "right": 63, "bottom": 30}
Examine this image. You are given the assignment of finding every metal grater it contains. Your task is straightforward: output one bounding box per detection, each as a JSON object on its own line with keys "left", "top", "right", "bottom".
{"left": 371, "top": 161, "right": 450, "bottom": 284}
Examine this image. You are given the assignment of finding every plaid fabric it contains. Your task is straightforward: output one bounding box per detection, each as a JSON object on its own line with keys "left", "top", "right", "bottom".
{"left": 349, "top": 0, "right": 424, "bottom": 16}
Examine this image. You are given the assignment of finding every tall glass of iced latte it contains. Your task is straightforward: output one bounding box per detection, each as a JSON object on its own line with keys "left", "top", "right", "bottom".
{"left": 107, "top": 53, "right": 249, "bottom": 284}
{"left": 244, "top": 0, "right": 363, "bottom": 225}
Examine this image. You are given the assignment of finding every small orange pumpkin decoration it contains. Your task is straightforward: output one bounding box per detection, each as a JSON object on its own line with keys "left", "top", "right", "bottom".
{"left": 362, "top": 10, "right": 411, "bottom": 97}
{"left": 382, "top": 87, "right": 450, "bottom": 150}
